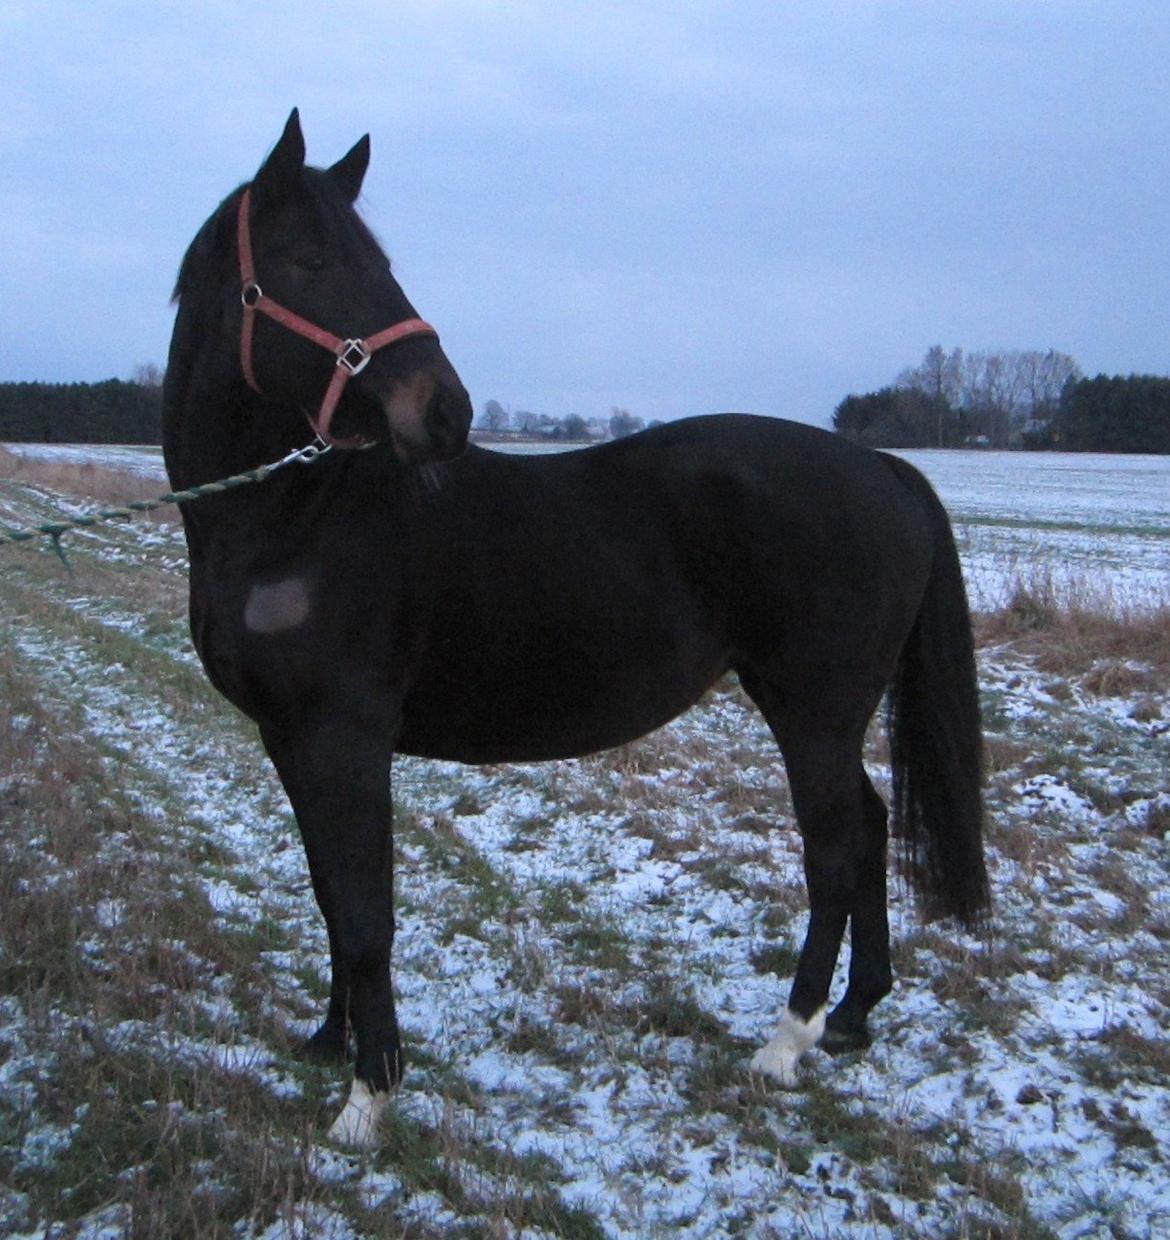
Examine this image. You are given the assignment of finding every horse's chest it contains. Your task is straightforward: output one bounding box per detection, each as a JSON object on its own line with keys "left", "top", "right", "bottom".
{"left": 190, "top": 569, "right": 332, "bottom": 720}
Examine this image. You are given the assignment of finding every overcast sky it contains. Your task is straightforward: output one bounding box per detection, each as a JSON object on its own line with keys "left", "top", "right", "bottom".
{"left": 2, "top": 1, "right": 1167, "bottom": 428}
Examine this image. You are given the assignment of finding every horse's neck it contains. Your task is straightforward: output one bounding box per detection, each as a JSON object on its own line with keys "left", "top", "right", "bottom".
{"left": 163, "top": 304, "right": 303, "bottom": 491}
{"left": 176, "top": 382, "right": 294, "bottom": 486}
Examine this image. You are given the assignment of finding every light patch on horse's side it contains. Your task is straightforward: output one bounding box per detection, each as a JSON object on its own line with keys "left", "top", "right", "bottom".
{"left": 244, "top": 578, "right": 311, "bottom": 634}
{"left": 328, "top": 1078, "right": 389, "bottom": 1149}
{"left": 750, "top": 1005, "right": 827, "bottom": 1087}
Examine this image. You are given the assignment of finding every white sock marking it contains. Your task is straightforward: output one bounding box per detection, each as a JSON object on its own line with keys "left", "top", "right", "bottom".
{"left": 750, "top": 1005, "right": 827, "bottom": 1086}
{"left": 328, "top": 1078, "right": 389, "bottom": 1149}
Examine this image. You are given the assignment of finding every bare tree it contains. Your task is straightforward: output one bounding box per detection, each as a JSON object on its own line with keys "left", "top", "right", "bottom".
{"left": 1016, "top": 349, "right": 1080, "bottom": 419}
{"left": 608, "top": 408, "right": 644, "bottom": 439}
{"left": 851, "top": 345, "right": 1082, "bottom": 448}
{"left": 896, "top": 345, "right": 964, "bottom": 408}
{"left": 894, "top": 346, "right": 964, "bottom": 445}
{"left": 563, "top": 414, "right": 589, "bottom": 440}
{"left": 960, "top": 350, "right": 1080, "bottom": 446}
{"left": 478, "top": 399, "right": 510, "bottom": 432}
{"left": 959, "top": 352, "right": 1016, "bottom": 446}
{"left": 132, "top": 362, "right": 164, "bottom": 392}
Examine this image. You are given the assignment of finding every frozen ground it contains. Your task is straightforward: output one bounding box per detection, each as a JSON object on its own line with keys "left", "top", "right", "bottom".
{"left": 1, "top": 440, "right": 1168, "bottom": 1237}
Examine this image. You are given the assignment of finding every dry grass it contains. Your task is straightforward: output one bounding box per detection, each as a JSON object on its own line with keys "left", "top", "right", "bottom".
{"left": 976, "top": 573, "right": 1170, "bottom": 682}
{"left": 0, "top": 445, "right": 178, "bottom": 527}
{"left": 0, "top": 649, "right": 320, "bottom": 1237}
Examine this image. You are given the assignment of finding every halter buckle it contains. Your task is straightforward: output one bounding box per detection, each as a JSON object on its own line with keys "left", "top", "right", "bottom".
{"left": 241, "top": 282, "right": 263, "bottom": 308}
{"left": 337, "top": 339, "right": 372, "bottom": 376}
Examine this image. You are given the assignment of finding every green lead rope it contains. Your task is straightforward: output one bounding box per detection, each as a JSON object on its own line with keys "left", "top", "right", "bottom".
{"left": 0, "top": 440, "right": 332, "bottom": 567}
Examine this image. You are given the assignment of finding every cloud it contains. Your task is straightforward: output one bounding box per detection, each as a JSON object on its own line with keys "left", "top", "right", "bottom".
{"left": 1, "top": 2, "right": 1167, "bottom": 425}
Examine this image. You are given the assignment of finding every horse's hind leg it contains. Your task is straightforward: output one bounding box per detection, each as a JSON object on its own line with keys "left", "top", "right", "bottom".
{"left": 750, "top": 768, "right": 858, "bottom": 1084}
{"left": 821, "top": 772, "right": 892, "bottom": 1052}
{"left": 739, "top": 671, "right": 889, "bottom": 1084}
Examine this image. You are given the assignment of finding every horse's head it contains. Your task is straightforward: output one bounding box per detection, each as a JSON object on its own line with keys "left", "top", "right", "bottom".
{"left": 188, "top": 110, "right": 472, "bottom": 464}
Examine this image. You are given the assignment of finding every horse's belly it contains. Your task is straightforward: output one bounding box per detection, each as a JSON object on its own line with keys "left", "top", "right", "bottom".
{"left": 396, "top": 645, "right": 728, "bottom": 764}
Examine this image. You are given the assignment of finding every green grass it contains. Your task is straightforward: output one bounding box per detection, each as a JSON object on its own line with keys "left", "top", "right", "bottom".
{"left": 959, "top": 513, "right": 1170, "bottom": 538}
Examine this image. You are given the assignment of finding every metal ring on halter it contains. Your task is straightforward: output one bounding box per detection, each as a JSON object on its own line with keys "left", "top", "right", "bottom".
{"left": 241, "top": 282, "right": 263, "bottom": 308}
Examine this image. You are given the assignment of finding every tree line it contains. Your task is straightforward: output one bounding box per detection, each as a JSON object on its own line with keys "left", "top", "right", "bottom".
{"left": 0, "top": 369, "right": 163, "bottom": 444}
{"left": 5, "top": 356, "right": 1167, "bottom": 454}
{"left": 1055, "top": 374, "right": 1170, "bottom": 453}
{"left": 834, "top": 346, "right": 1170, "bottom": 453}
{"left": 476, "top": 401, "right": 654, "bottom": 441}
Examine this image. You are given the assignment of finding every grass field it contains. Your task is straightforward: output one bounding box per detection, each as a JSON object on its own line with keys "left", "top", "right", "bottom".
{"left": 1, "top": 442, "right": 1168, "bottom": 1238}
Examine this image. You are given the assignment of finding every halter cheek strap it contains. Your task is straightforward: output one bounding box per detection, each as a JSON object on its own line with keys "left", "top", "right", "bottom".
{"left": 237, "top": 186, "right": 438, "bottom": 447}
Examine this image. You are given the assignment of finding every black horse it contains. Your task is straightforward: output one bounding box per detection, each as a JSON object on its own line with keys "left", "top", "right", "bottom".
{"left": 163, "top": 111, "right": 989, "bottom": 1147}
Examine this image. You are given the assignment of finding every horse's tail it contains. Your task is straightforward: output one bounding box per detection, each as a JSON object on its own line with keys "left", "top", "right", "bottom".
{"left": 884, "top": 456, "right": 990, "bottom": 927}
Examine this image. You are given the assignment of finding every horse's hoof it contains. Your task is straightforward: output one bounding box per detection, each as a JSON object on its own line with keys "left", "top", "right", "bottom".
{"left": 818, "top": 1019, "right": 872, "bottom": 1054}
{"left": 300, "top": 1022, "right": 350, "bottom": 1063}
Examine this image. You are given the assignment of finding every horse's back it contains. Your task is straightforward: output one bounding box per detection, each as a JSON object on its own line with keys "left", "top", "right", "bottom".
{"left": 447, "top": 413, "right": 937, "bottom": 646}
{"left": 500, "top": 414, "right": 930, "bottom": 540}
{"left": 565, "top": 414, "right": 938, "bottom": 639}
{"left": 464, "top": 413, "right": 920, "bottom": 524}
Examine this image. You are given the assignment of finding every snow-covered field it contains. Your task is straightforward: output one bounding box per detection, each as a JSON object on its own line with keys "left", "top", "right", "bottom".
{"left": 892, "top": 450, "right": 1170, "bottom": 612}
{"left": 1, "top": 439, "right": 1167, "bottom": 1238}
{"left": 2, "top": 442, "right": 167, "bottom": 479}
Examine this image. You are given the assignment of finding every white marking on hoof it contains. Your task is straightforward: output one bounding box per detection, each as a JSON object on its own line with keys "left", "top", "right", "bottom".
{"left": 750, "top": 1006, "right": 827, "bottom": 1087}
{"left": 328, "top": 1078, "right": 389, "bottom": 1149}
{"left": 244, "top": 578, "right": 311, "bottom": 634}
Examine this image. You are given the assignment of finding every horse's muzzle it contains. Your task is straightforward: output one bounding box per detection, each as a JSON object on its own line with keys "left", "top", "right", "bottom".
{"left": 386, "top": 379, "right": 472, "bottom": 464}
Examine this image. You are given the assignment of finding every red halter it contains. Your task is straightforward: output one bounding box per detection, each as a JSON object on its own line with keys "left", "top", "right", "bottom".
{"left": 236, "top": 186, "right": 438, "bottom": 447}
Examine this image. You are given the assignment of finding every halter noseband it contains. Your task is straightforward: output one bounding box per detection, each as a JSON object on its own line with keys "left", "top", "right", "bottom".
{"left": 236, "top": 186, "right": 438, "bottom": 448}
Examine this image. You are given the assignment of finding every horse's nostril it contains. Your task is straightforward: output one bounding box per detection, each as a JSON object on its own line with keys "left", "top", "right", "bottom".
{"left": 429, "top": 386, "right": 473, "bottom": 447}
{"left": 428, "top": 386, "right": 470, "bottom": 436}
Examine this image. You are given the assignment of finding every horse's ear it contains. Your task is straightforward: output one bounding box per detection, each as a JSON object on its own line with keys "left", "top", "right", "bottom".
{"left": 252, "top": 108, "right": 306, "bottom": 206}
{"left": 329, "top": 135, "right": 370, "bottom": 203}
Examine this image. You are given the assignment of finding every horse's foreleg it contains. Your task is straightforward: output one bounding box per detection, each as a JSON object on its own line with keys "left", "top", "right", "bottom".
{"left": 263, "top": 724, "right": 348, "bottom": 1059}
{"left": 261, "top": 717, "right": 400, "bottom": 1148}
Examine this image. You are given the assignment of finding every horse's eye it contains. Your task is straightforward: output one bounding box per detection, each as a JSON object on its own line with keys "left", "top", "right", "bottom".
{"left": 296, "top": 254, "right": 327, "bottom": 273}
